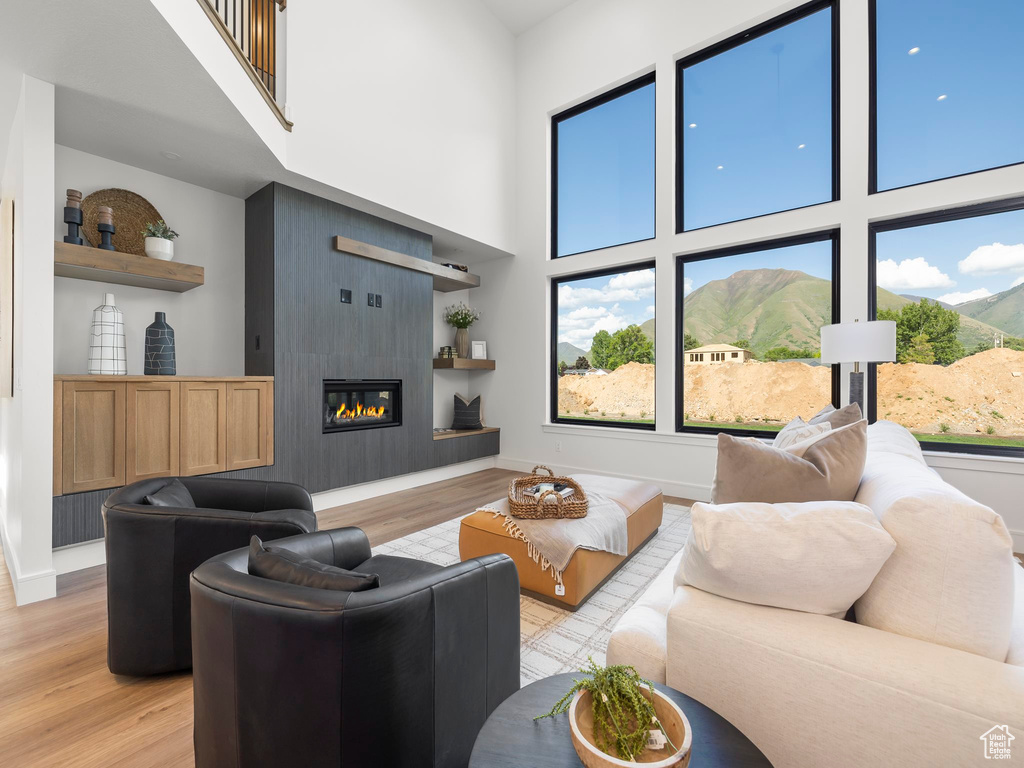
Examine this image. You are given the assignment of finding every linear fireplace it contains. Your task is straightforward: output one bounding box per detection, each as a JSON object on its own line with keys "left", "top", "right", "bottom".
{"left": 323, "top": 379, "right": 402, "bottom": 434}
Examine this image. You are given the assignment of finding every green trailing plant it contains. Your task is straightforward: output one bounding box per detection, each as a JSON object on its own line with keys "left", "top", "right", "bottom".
{"left": 442, "top": 302, "right": 481, "bottom": 329}
{"left": 141, "top": 220, "right": 179, "bottom": 240}
{"left": 987, "top": 425, "right": 997, "bottom": 435}
{"left": 940, "top": 423, "right": 951, "bottom": 433}
{"left": 535, "top": 659, "right": 676, "bottom": 761}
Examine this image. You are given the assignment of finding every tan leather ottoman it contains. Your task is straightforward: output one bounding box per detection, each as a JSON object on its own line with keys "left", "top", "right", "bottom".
{"left": 459, "top": 474, "right": 663, "bottom": 610}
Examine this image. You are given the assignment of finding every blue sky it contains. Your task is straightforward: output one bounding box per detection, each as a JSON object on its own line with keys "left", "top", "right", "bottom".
{"left": 557, "top": 269, "right": 655, "bottom": 351}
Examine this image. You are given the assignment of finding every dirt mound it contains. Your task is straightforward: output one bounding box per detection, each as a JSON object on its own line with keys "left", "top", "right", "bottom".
{"left": 682, "top": 360, "right": 831, "bottom": 424}
{"left": 557, "top": 362, "right": 655, "bottom": 417}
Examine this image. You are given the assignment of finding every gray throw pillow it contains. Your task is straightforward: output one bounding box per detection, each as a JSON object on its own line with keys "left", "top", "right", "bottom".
{"left": 712, "top": 419, "right": 868, "bottom": 504}
{"left": 144, "top": 478, "right": 196, "bottom": 508}
{"left": 452, "top": 393, "right": 482, "bottom": 430}
{"left": 809, "top": 402, "right": 862, "bottom": 429}
{"left": 248, "top": 536, "right": 380, "bottom": 591}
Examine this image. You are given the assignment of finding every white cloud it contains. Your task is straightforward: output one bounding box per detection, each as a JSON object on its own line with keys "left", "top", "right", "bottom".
{"left": 1013, "top": 275, "right": 1024, "bottom": 288}
{"left": 558, "top": 269, "right": 656, "bottom": 308}
{"left": 558, "top": 309, "right": 627, "bottom": 350}
{"left": 958, "top": 242, "right": 1024, "bottom": 276}
{"left": 645, "top": 305, "right": 656, "bottom": 316}
{"left": 876, "top": 257, "right": 955, "bottom": 291}
{"left": 936, "top": 288, "right": 992, "bottom": 305}
{"left": 683, "top": 277, "right": 693, "bottom": 296}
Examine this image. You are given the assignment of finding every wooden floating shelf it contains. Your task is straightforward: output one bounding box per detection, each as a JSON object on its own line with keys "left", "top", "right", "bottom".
{"left": 333, "top": 235, "right": 480, "bottom": 292}
{"left": 432, "top": 358, "right": 495, "bottom": 370}
{"left": 432, "top": 427, "right": 500, "bottom": 441}
{"left": 54, "top": 241, "right": 204, "bottom": 293}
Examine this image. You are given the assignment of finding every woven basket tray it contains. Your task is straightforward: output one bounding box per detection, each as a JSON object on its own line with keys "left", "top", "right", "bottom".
{"left": 508, "top": 465, "right": 588, "bottom": 520}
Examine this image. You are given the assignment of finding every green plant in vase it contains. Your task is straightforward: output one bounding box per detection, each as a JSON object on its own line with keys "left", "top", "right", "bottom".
{"left": 443, "top": 302, "right": 481, "bottom": 359}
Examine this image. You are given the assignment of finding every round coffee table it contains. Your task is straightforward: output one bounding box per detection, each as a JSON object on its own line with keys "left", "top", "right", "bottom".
{"left": 469, "top": 673, "right": 773, "bottom": 767}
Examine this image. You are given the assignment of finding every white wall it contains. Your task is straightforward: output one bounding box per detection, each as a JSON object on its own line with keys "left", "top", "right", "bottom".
{"left": 52, "top": 146, "right": 245, "bottom": 376}
{"left": 0, "top": 75, "right": 56, "bottom": 604}
{"left": 433, "top": 289, "right": 472, "bottom": 428}
{"left": 474, "top": 0, "right": 1024, "bottom": 549}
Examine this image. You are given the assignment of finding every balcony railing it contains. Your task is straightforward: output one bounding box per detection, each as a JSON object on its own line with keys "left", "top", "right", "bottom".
{"left": 198, "top": 0, "right": 291, "bottom": 130}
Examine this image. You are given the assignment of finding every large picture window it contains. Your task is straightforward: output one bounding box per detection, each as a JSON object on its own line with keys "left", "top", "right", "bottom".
{"left": 869, "top": 201, "right": 1024, "bottom": 454}
{"left": 552, "top": 74, "right": 656, "bottom": 258}
{"left": 677, "top": 1, "right": 836, "bottom": 232}
{"left": 677, "top": 232, "right": 839, "bottom": 434}
{"left": 551, "top": 264, "right": 656, "bottom": 429}
{"left": 871, "top": 0, "right": 1024, "bottom": 192}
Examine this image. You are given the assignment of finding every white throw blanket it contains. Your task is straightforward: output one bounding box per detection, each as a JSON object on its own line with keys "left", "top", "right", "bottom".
{"left": 479, "top": 491, "right": 628, "bottom": 585}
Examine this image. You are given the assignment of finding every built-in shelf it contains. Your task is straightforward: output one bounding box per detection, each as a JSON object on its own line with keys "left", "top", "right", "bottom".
{"left": 54, "top": 241, "right": 205, "bottom": 293}
{"left": 334, "top": 235, "right": 480, "bottom": 292}
{"left": 432, "top": 427, "right": 500, "bottom": 441}
{"left": 432, "top": 358, "right": 496, "bottom": 370}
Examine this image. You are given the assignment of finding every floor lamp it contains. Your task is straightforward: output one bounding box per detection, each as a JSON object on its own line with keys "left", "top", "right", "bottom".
{"left": 820, "top": 320, "right": 896, "bottom": 415}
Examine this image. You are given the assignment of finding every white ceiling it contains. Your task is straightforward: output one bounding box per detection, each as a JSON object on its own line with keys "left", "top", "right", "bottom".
{"left": 480, "top": 0, "right": 577, "bottom": 36}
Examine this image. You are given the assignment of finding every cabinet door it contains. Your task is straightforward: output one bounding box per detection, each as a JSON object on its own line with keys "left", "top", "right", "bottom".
{"left": 180, "top": 382, "right": 226, "bottom": 476}
{"left": 226, "top": 381, "right": 269, "bottom": 470}
{"left": 126, "top": 382, "right": 180, "bottom": 484}
{"left": 62, "top": 381, "right": 126, "bottom": 494}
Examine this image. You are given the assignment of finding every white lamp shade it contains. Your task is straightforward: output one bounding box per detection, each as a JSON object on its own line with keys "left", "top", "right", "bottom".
{"left": 820, "top": 320, "right": 896, "bottom": 364}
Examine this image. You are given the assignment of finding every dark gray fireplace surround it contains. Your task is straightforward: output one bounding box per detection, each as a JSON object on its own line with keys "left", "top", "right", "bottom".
{"left": 52, "top": 182, "right": 498, "bottom": 546}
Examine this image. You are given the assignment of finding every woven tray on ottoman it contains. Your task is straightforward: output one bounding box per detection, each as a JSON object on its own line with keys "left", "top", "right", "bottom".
{"left": 508, "top": 465, "right": 588, "bottom": 519}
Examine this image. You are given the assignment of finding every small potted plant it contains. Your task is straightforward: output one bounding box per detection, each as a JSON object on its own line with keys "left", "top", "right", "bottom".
{"left": 536, "top": 659, "right": 691, "bottom": 767}
{"left": 142, "top": 220, "right": 179, "bottom": 261}
{"left": 442, "top": 302, "right": 481, "bottom": 359}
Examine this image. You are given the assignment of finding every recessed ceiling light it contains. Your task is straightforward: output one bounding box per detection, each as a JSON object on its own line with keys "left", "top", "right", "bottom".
{"left": 908, "top": 46, "right": 920, "bottom": 55}
{"left": 716, "top": 165, "right": 724, "bottom": 170}
{"left": 797, "top": 143, "right": 806, "bottom": 149}
{"left": 937, "top": 94, "right": 948, "bottom": 101}
{"left": 688, "top": 123, "right": 697, "bottom": 128}
{"left": 160, "top": 150, "right": 182, "bottom": 161}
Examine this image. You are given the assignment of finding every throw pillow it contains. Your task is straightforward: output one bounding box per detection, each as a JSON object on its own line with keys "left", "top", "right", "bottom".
{"left": 712, "top": 419, "right": 867, "bottom": 504}
{"left": 144, "top": 478, "right": 196, "bottom": 508}
{"left": 675, "top": 500, "right": 896, "bottom": 615}
{"left": 809, "top": 402, "right": 862, "bottom": 429}
{"left": 248, "top": 536, "right": 380, "bottom": 591}
{"left": 772, "top": 418, "right": 831, "bottom": 451}
{"left": 452, "top": 393, "right": 482, "bottom": 430}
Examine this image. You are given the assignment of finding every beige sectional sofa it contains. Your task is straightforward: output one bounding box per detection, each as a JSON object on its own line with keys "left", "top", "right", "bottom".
{"left": 608, "top": 421, "right": 1024, "bottom": 768}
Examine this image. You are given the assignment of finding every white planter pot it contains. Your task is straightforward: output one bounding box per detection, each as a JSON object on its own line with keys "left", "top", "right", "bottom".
{"left": 144, "top": 236, "right": 175, "bottom": 261}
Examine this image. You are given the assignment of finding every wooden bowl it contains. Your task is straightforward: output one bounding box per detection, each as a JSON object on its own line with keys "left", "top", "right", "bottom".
{"left": 568, "top": 685, "right": 691, "bottom": 767}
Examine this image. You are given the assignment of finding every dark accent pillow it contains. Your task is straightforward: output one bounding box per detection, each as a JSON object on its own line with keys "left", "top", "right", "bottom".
{"left": 144, "top": 478, "right": 196, "bottom": 508}
{"left": 247, "top": 536, "right": 380, "bottom": 592}
{"left": 452, "top": 393, "right": 482, "bottom": 430}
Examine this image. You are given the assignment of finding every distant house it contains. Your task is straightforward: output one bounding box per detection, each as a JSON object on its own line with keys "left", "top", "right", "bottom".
{"left": 562, "top": 367, "right": 609, "bottom": 376}
{"left": 685, "top": 343, "right": 752, "bottom": 365}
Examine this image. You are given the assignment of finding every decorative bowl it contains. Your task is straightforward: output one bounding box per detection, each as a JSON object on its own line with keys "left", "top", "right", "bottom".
{"left": 568, "top": 685, "right": 691, "bottom": 767}
{"left": 144, "top": 236, "right": 175, "bottom": 261}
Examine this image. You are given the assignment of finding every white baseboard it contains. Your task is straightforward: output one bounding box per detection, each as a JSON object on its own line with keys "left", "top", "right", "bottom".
{"left": 53, "top": 539, "right": 106, "bottom": 575}
{"left": 495, "top": 456, "right": 712, "bottom": 503}
{"left": 0, "top": 517, "right": 56, "bottom": 606}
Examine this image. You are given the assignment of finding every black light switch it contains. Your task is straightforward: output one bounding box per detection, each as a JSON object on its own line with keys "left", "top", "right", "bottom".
{"left": 368, "top": 292, "right": 375, "bottom": 307}
{"left": 375, "top": 294, "right": 382, "bottom": 308}
{"left": 340, "top": 289, "right": 352, "bottom": 304}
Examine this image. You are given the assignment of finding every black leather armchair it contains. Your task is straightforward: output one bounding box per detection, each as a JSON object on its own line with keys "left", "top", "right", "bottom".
{"left": 190, "top": 527, "right": 521, "bottom": 768}
{"left": 102, "top": 476, "right": 317, "bottom": 676}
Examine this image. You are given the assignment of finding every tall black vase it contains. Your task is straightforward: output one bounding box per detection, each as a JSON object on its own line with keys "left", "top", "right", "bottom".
{"left": 144, "top": 312, "right": 176, "bottom": 375}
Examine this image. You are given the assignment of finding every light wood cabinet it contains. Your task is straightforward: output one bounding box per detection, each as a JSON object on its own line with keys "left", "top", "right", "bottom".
{"left": 61, "top": 381, "right": 126, "bottom": 494}
{"left": 180, "top": 382, "right": 227, "bottom": 476}
{"left": 53, "top": 376, "right": 272, "bottom": 496}
{"left": 126, "top": 382, "right": 180, "bottom": 484}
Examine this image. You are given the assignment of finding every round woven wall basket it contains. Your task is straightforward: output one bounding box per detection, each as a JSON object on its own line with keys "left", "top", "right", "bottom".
{"left": 81, "top": 188, "right": 163, "bottom": 256}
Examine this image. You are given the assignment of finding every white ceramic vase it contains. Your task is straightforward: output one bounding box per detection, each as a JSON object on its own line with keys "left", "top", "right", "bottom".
{"left": 87, "top": 293, "right": 127, "bottom": 375}
{"left": 144, "top": 236, "right": 175, "bottom": 261}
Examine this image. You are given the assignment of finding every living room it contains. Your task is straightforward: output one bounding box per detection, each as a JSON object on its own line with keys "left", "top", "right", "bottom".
{"left": 1, "top": 0, "right": 1023, "bottom": 766}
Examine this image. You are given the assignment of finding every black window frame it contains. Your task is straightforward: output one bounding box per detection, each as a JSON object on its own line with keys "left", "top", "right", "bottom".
{"left": 675, "top": 230, "right": 841, "bottom": 436}
{"left": 675, "top": 0, "right": 840, "bottom": 233}
{"left": 866, "top": 196, "right": 1024, "bottom": 457}
{"left": 551, "top": 72, "right": 657, "bottom": 260}
{"left": 550, "top": 261, "right": 657, "bottom": 430}
{"left": 868, "top": 0, "right": 1024, "bottom": 195}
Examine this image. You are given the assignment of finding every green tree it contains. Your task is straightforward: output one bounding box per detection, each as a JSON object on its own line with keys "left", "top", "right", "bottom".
{"left": 590, "top": 330, "right": 613, "bottom": 369}
{"left": 607, "top": 325, "right": 655, "bottom": 370}
{"left": 683, "top": 333, "right": 701, "bottom": 351}
{"left": 762, "top": 346, "right": 814, "bottom": 362}
{"left": 732, "top": 339, "right": 750, "bottom": 349}
{"left": 903, "top": 333, "right": 935, "bottom": 364}
{"left": 557, "top": 360, "right": 568, "bottom": 376}
{"left": 878, "top": 299, "right": 965, "bottom": 364}
{"left": 574, "top": 356, "right": 591, "bottom": 370}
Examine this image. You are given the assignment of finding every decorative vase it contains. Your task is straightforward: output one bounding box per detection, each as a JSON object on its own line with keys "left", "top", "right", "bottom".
{"left": 144, "top": 236, "right": 174, "bottom": 261}
{"left": 87, "top": 293, "right": 127, "bottom": 375}
{"left": 144, "top": 312, "right": 176, "bottom": 375}
{"left": 454, "top": 327, "right": 470, "bottom": 358}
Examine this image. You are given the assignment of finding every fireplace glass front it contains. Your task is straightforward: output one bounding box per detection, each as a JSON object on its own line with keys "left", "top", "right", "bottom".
{"left": 323, "top": 379, "right": 402, "bottom": 434}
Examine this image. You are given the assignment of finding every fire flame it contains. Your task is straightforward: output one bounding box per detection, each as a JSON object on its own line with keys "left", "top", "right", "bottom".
{"left": 335, "top": 402, "right": 386, "bottom": 420}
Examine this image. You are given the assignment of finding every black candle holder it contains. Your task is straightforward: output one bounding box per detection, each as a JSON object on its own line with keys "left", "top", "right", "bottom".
{"left": 97, "top": 205, "right": 116, "bottom": 251}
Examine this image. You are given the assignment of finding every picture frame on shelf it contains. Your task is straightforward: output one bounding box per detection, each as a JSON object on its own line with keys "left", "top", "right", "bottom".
{"left": 471, "top": 341, "right": 487, "bottom": 360}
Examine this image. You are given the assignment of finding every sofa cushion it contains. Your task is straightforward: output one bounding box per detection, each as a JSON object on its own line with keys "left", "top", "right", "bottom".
{"left": 809, "top": 402, "right": 862, "bottom": 429}
{"left": 675, "top": 501, "right": 895, "bottom": 615}
{"left": 248, "top": 536, "right": 380, "bottom": 591}
{"left": 772, "top": 418, "right": 831, "bottom": 451}
{"left": 144, "top": 478, "right": 196, "bottom": 508}
{"left": 712, "top": 419, "right": 867, "bottom": 504}
{"left": 854, "top": 451, "right": 1016, "bottom": 661}
{"left": 1007, "top": 564, "right": 1024, "bottom": 667}
{"left": 867, "top": 419, "right": 927, "bottom": 465}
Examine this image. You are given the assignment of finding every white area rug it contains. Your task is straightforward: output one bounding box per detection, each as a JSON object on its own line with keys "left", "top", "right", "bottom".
{"left": 374, "top": 503, "right": 692, "bottom": 685}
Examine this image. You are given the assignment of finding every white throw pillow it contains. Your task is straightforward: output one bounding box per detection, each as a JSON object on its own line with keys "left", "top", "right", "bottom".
{"left": 854, "top": 449, "right": 1017, "bottom": 661}
{"left": 675, "top": 501, "right": 896, "bottom": 616}
{"left": 772, "top": 419, "right": 831, "bottom": 451}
